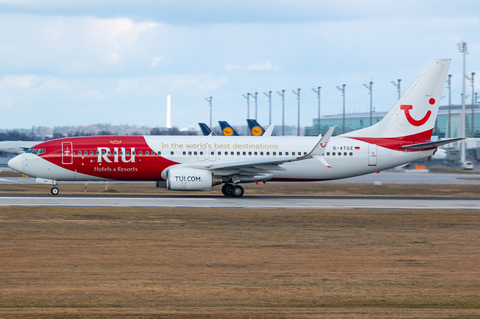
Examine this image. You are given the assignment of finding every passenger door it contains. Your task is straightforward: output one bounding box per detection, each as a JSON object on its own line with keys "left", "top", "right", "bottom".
{"left": 62, "top": 142, "right": 73, "bottom": 164}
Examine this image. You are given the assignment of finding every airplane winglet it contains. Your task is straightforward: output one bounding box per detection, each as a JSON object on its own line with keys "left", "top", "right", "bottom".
{"left": 263, "top": 125, "right": 275, "bottom": 137}
{"left": 306, "top": 126, "right": 336, "bottom": 157}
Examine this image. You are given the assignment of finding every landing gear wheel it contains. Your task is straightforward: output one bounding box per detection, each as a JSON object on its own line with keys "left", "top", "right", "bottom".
{"left": 231, "top": 185, "right": 244, "bottom": 198}
{"left": 51, "top": 187, "right": 59, "bottom": 196}
{"left": 222, "top": 184, "right": 234, "bottom": 196}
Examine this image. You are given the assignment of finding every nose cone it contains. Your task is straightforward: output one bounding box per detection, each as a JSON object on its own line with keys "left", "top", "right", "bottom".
{"left": 8, "top": 154, "right": 23, "bottom": 173}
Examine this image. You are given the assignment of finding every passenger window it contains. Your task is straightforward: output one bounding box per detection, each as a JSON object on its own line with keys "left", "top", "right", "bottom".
{"left": 102, "top": 151, "right": 106, "bottom": 155}
{"left": 96, "top": 151, "right": 99, "bottom": 155}
{"left": 183, "top": 151, "right": 186, "bottom": 155}
{"left": 326, "top": 152, "right": 330, "bottom": 156}
{"left": 237, "top": 152, "right": 241, "bottom": 155}
{"left": 248, "top": 152, "right": 252, "bottom": 155}
{"left": 114, "top": 151, "right": 117, "bottom": 155}
{"left": 332, "top": 152, "right": 336, "bottom": 156}
{"left": 188, "top": 151, "right": 192, "bottom": 156}
{"left": 170, "top": 151, "right": 174, "bottom": 155}
{"left": 292, "top": 152, "right": 295, "bottom": 156}
{"left": 285, "top": 152, "right": 289, "bottom": 156}
{"left": 218, "top": 151, "right": 221, "bottom": 156}
{"left": 344, "top": 152, "right": 347, "bottom": 156}
{"left": 304, "top": 152, "right": 307, "bottom": 155}
{"left": 78, "top": 151, "right": 82, "bottom": 155}
{"left": 156, "top": 151, "right": 160, "bottom": 155}
{"left": 126, "top": 151, "right": 129, "bottom": 155}
{"left": 132, "top": 151, "right": 135, "bottom": 155}
{"left": 200, "top": 151, "right": 203, "bottom": 155}
{"left": 279, "top": 152, "right": 282, "bottom": 156}
{"left": 84, "top": 151, "right": 88, "bottom": 155}
{"left": 243, "top": 152, "right": 246, "bottom": 155}
{"left": 273, "top": 152, "right": 276, "bottom": 156}
{"left": 146, "top": 151, "right": 149, "bottom": 155}
{"left": 349, "top": 152, "right": 353, "bottom": 156}
{"left": 139, "top": 151, "right": 142, "bottom": 155}
{"left": 254, "top": 152, "right": 257, "bottom": 155}
{"left": 225, "top": 151, "right": 228, "bottom": 156}
{"left": 90, "top": 151, "right": 93, "bottom": 155}
{"left": 194, "top": 151, "right": 197, "bottom": 155}
{"left": 266, "top": 152, "right": 269, "bottom": 155}
{"left": 108, "top": 151, "right": 111, "bottom": 155}
{"left": 231, "top": 152, "right": 234, "bottom": 155}
{"left": 119, "top": 151, "right": 123, "bottom": 155}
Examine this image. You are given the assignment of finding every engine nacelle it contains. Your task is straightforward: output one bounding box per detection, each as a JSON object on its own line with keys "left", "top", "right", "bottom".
{"left": 166, "top": 167, "right": 221, "bottom": 191}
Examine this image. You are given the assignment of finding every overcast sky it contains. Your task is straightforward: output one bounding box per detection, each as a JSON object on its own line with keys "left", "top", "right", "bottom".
{"left": 0, "top": 0, "right": 479, "bottom": 131}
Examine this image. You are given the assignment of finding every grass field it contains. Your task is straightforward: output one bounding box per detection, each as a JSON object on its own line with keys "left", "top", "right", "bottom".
{"left": 0, "top": 206, "right": 479, "bottom": 318}
{"left": 3, "top": 178, "right": 480, "bottom": 197}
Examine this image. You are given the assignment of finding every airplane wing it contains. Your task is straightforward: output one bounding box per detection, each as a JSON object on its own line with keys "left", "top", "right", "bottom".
{"left": 188, "top": 127, "right": 336, "bottom": 179}
{"left": 401, "top": 137, "right": 464, "bottom": 150}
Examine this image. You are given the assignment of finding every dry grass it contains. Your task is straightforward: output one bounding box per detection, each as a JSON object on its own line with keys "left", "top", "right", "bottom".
{"left": 2, "top": 180, "right": 480, "bottom": 197}
{"left": 0, "top": 207, "right": 479, "bottom": 318}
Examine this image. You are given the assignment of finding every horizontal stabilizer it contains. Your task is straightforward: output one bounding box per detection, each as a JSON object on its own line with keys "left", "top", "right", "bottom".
{"left": 401, "top": 137, "right": 464, "bottom": 150}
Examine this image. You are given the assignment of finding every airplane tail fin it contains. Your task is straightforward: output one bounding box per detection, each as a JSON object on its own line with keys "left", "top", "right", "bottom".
{"left": 198, "top": 123, "right": 215, "bottom": 136}
{"left": 343, "top": 59, "right": 451, "bottom": 141}
{"left": 247, "top": 119, "right": 265, "bottom": 136}
{"left": 218, "top": 121, "right": 239, "bottom": 136}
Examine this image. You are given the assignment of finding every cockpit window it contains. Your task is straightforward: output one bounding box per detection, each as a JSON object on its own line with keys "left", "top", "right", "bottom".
{"left": 26, "top": 148, "right": 45, "bottom": 155}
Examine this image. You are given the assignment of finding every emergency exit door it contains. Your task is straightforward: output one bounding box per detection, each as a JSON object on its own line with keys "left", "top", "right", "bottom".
{"left": 62, "top": 142, "right": 73, "bottom": 164}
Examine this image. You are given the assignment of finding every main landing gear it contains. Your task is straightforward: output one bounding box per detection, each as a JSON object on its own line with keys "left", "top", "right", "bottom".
{"left": 221, "top": 183, "right": 244, "bottom": 198}
{"left": 51, "top": 186, "right": 59, "bottom": 195}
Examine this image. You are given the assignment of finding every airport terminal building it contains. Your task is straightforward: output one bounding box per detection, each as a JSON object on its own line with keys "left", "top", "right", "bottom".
{"left": 305, "top": 104, "right": 480, "bottom": 138}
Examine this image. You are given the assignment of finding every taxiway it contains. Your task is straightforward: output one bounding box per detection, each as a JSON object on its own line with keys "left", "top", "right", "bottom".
{"left": 1, "top": 194, "right": 480, "bottom": 210}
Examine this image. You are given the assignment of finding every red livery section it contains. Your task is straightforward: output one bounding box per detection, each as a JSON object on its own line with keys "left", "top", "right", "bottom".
{"left": 400, "top": 104, "right": 431, "bottom": 127}
{"left": 34, "top": 136, "right": 179, "bottom": 181}
{"left": 346, "top": 129, "right": 433, "bottom": 151}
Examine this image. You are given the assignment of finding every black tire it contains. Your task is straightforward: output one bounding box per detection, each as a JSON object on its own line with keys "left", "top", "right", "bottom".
{"left": 221, "top": 184, "right": 228, "bottom": 196}
{"left": 51, "top": 187, "right": 59, "bottom": 195}
{"left": 231, "top": 185, "right": 244, "bottom": 198}
{"left": 223, "top": 184, "right": 234, "bottom": 196}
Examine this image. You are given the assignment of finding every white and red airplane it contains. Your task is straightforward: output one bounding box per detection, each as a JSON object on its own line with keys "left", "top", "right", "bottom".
{"left": 8, "top": 59, "right": 461, "bottom": 197}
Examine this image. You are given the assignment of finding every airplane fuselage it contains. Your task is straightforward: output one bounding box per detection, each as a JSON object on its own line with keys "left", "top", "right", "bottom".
{"left": 12, "top": 135, "right": 434, "bottom": 183}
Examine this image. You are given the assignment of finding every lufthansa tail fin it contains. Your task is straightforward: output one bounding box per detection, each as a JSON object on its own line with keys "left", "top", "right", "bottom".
{"left": 198, "top": 123, "right": 216, "bottom": 136}
{"left": 218, "top": 121, "right": 240, "bottom": 136}
{"left": 343, "top": 59, "right": 451, "bottom": 140}
{"left": 247, "top": 119, "right": 265, "bottom": 136}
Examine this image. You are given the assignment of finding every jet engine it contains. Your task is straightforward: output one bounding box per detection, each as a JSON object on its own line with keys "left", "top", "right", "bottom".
{"left": 166, "top": 167, "right": 222, "bottom": 191}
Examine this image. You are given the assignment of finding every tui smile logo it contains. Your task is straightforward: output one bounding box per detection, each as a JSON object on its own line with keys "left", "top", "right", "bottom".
{"left": 400, "top": 100, "right": 434, "bottom": 127}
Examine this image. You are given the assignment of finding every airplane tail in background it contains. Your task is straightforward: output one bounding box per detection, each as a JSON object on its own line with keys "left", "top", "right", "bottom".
{"left": 198, "top": 123, "right": 215, "bottom": 136}
{"left": 247, "top": 119, "right": 265, "bottom": 136}
{"left": 343, "top": 59, "right": 451, "bottom": 141}
{"left": 218, "top": 121, "right": 239, "bottom": 136}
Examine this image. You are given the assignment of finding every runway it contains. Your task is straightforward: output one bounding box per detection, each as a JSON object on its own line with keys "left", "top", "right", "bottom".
{"left": 1, "top": 194, "right": 480, "bottom": 210}
{"left": 1, "top": 171, "right": 480, "bottom": 184}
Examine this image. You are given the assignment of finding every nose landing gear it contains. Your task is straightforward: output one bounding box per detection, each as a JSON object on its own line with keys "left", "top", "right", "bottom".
{"left": 51, "top": 187, "right": 60, "bottom": 195}
{"left": 221, "top": 183, "right": 244, "bottom": 197}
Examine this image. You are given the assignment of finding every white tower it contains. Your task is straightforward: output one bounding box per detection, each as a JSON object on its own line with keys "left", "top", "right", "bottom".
{"left": 166, "top": 95, "right": 171, "bottom": 129}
